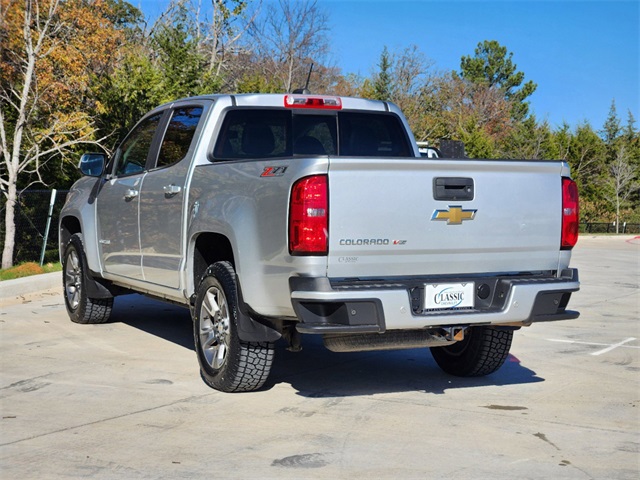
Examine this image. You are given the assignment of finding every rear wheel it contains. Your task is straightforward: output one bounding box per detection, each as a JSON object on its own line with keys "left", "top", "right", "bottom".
{"left": 430, "top": 326, "right": 513, "bottom": 376}
{"left": 62, "top": 233, "right": 113, "bottom": 324}
{"left": 193, "top": 262, "right": 274, "bottom": 392}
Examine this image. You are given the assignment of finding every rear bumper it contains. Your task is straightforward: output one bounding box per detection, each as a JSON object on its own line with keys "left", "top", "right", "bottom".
{"left": 290, "top": 269, "right": 580, "bottom": 334}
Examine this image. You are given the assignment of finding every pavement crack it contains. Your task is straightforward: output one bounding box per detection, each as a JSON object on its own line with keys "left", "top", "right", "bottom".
{"left": 0, "top": 393, "right": 214, "bottom": 447}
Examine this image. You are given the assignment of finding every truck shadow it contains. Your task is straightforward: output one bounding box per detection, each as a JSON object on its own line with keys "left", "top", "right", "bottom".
{"left": 268, "top": 335, "right": 544, "bottom": 397}
{"left": 110, "top": 294, "right": 194, "bottom": 350}
{"left": 110, "top": 294, "right": 544, "bottom": 396}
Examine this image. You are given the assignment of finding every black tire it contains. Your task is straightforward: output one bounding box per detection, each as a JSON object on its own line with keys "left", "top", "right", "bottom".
{"left": 193, "top": 262, "right": 274, "bottom": 392}
{"left": 62, "top": 233, "right": 113, "bottom": 324}
{"left": 430, "top": 326, "right": 513, "bottom": 377}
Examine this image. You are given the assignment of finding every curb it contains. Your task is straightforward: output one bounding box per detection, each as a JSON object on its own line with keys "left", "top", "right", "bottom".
{"left": 0, "top": 271, "right": 60, "bottom": 301}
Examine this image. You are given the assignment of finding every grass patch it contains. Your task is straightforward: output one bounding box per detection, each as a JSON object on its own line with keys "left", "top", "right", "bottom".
{"left": 0, "top": 262, "right": 62, "bottom": 281}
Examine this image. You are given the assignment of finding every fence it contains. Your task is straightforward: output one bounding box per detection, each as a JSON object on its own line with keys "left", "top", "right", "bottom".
{"left": 0, "top": 189, "right": 70, "bottom": 265}
{"left": 579, "top": 222, "right": 640, "bottom": 234}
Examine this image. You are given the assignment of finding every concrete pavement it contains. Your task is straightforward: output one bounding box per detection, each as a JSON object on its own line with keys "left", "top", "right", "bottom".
{"left": 1, "top": 235, "right": 638, "bottom": 479}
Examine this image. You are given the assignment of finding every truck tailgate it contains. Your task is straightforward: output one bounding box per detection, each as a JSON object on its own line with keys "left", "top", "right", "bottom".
{"left": 326, "top": 158, "right": 565, "bottom": 278}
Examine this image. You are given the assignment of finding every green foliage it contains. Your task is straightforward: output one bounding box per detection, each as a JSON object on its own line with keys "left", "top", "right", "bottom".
{"left": 152, "top": 9, "right": 218, "bottom": 100}
{"left": 460, "top": 40, "right": 537, "bottom": 121}
{"left": 104, "top": 0, "right": 144, "bottom": 32}
{"left": 458, "top": 121, "right": 495, "bottom": 159}
{"left": 499, "top": 116, "right": 555, "bottom": 160}
{"left": 601, "top": 100, "right": 621, "bottom": 146}
{"left": 94, "top": 48, "right": 164, "bottom": 146}
{"left": 623, "top": 110, "right": 637, "bottom": 141}
{"left": 372, "top": 46, "right": 393, "bottom": 101}
{"left": 235, "top": 74, "right": 280, "bottom": 93}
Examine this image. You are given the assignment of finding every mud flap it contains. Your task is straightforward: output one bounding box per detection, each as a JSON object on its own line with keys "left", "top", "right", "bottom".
{"left": 236, "top": 283, "right": 281, "bottom": 342}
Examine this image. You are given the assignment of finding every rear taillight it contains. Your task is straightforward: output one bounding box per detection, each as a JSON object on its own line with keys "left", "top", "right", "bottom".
{"left": 561, "top": 177, "right": 579, "bottom": 250}
{"left": 289, "top": 175, "right": 328, "bottom": 255}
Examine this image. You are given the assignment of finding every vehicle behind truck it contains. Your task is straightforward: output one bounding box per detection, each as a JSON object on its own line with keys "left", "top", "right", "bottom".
{"left": 59, "top": 93, "right": 580, "bottom": 392}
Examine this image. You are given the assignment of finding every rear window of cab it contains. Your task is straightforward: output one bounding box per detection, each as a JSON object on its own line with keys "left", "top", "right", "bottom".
{"left": 212, "top": 109, "right": 411, "bottom": 160}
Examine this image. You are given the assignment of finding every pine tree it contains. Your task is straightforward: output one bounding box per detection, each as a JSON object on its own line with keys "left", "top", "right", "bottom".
{"left": 372, "top": 47, "right": 393, "bottom": 101}
{"left": 459, "top": 40, "right": 537, "bottom": 121}
{"left": 601, "top": 100, "right": 621, "bottom": 146}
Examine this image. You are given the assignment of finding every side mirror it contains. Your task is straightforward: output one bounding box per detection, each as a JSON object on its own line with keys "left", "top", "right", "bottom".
{"left": 78, "top": 153, "right": 106, "bottom": 177}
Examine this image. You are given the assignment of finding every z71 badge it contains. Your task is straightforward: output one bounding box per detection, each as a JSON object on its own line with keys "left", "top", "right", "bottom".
{"left": 261, "top": 166, "right": 288, "bottom": 177}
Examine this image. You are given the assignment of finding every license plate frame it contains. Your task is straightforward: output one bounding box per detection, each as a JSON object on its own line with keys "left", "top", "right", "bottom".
{"left": 424, "top": 283, "right": 475, "bottom": 311}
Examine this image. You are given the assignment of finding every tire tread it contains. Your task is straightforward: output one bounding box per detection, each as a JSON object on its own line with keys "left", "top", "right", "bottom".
{"left": 430, "top": 326, "right": 513, "bottom": 377}
{"left": 63, "top": 233, "right": 113, "bottom": 324}
{"left": 195, "top": 262, "right": 274, "bottom": 393}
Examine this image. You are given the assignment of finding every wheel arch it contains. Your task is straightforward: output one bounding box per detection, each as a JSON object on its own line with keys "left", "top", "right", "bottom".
{"left": 188, "top": 235, "right": 281, "bottom": 343}
{"left": 190, "top": 232, "right": 236, "bottom": 297}
{"left": 59, "top": 215, "right": 82, "bottom": 261}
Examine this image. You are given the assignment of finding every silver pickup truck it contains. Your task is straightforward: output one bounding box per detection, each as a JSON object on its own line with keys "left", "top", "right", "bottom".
{"left": 59, "top": 93, "right": 580, "bottom": 392}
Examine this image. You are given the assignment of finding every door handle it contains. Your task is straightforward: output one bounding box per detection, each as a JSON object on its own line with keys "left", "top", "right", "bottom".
{"left": 163, "top": 184, "right": 182, "bottom": 197}
{"left": 124, "top": 189, "right": 139, "bottom": 201}
{"left": 433, "top": 177, "right": 474, "bottom": 201}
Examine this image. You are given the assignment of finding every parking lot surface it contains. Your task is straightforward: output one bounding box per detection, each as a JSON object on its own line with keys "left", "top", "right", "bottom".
{"left": 1, "top": 235, "right": 639, "bottom": 479}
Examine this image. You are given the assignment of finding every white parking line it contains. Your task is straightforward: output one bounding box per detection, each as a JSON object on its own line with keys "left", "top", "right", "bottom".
{"left": 547, "top": 337, "right": 639, "bottom": 356}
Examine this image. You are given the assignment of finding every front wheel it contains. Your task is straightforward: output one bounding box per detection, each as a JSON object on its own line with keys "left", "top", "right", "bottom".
{"left": 62, "top": 233, "right": 113, "bottom": 324}
{"left": 430, "top": 326, "right": 513, "bottom": 377}
{"left": 193, "top": 262, "right": 274, "bottom": 392}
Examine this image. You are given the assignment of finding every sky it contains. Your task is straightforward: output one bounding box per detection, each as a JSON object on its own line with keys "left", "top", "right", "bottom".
{"left": 136, "top": 0, "right": 640, "bottom": 130}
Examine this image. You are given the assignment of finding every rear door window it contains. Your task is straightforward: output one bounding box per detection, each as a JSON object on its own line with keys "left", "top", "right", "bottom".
{"left": 114, "top": 113, "right": 162, "bottom": 176}
{"left": 156, "top": 106, "right": 203, "bottom": 168}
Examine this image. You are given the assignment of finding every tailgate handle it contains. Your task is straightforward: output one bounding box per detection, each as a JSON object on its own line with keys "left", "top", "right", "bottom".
{"left": 433, "top": 177, "right": 474, "bottom": 201}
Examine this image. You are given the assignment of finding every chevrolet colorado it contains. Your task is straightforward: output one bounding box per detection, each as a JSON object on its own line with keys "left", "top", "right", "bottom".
{"left": 59, "top": 93, "right": 580, "bottom": 392}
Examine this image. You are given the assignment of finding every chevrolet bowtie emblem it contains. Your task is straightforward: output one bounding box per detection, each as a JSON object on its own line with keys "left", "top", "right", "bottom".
{"left": 431, "top": 206, "right": 477, "bottom": 225}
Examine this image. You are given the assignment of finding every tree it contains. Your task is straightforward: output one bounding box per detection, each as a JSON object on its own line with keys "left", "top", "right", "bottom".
{"left": 596, "top": 100, "right": 640, "bottom": 223}
{"left": 566, "top": 122, "right": 606, "bottom": 203}
{"left": 424, "top": 72, "right": 513, "bottom": 156}
{"left": 93, "top": 45, "right": 165, "bottom": 143}
{"left": 94, "top": 0, "right": 254, "bottom": 144}
{"left": 551, "top": 122, "right": 572, "bottom": 161}
{"left": 1, "top": 0, "right": 124, "bottom": 268}
{"left": 247, "top": 0, "right": 332, "bottom": 92}
{"left": 152, "top": 0, "right": 256, "bottom": 91}
{"left": 201, "top": 0, "right": 256, "bottom": 80}
{"left": 459, "top": 40, "right": 537, "bottom": 121}
{"left": 103, "top": 0, "right": 144, "bottom": 31}
{"left": 603, "top": 145, "right": 640, "bottom": 232}
{"left": 499, "top": 116, "right": 556, "bottom": 160}
{"left": 372, "top": 46, "right": 393, "bottom": 101}
{"left": 600, "top": 100, "right": 621, "bottom": 146}
{"left": 153, "top": 9, "right": 216, "bottom": 99}
{"left": 622, "top": 109, "right": 636, "bottom": 141}
{"left": 363, "top": 45, "right": 439, "bottom": 142}
{"left": 621, "top": 110, "right": 640, "bottom": 173}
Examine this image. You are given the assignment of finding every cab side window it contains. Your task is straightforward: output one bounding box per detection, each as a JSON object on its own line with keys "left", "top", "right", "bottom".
{"left": 338, "top": 112, "right": 411, "bottom": 157}
{"left": 213, "top": 109, "right": 291, "bottom": 160}
{"left": 114, "top": 113, "right": 162, "bottom": 176}
{"left": 156, "top": 106, "right": 203, "bottom": 168}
